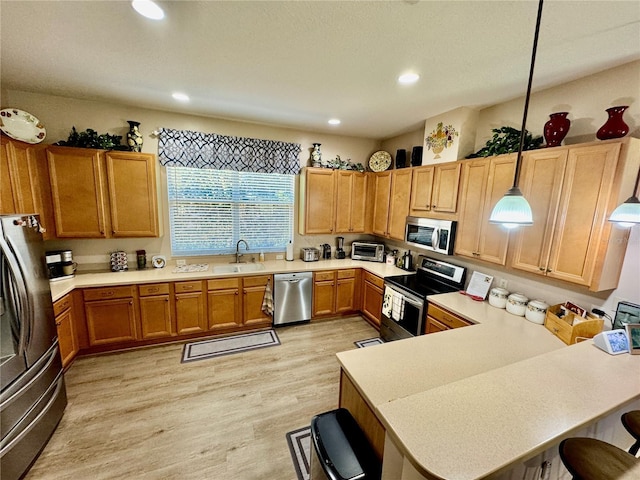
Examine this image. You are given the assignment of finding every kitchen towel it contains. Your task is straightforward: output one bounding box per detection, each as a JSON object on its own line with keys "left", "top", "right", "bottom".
{"left": 391, "top": 291, "right": 405, "bottom": 321}
{"left": 261, "top": 278, "right": 274, "bottom": 316}
{"left": 382, "top": 286, "right": 393, "bottom": 318}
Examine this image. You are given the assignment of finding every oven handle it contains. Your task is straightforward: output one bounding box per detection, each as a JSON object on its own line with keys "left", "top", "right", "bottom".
{"left": 385, "top": 285, "right": 423, "bottom": 308}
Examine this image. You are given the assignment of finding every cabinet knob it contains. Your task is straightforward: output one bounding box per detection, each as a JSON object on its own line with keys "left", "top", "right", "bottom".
{"left": 546, "top": 269, "right": 552, "bottom": 273}
{"left": 235, "top": 291, "right": 239, "bottom": 295}
{"left": 165, "top": 298, "right": 169, "bottom": 302}
{"left": 432, "top": 205, "right": 436, "bottom": 208}
{"left": 55, "top": 321, "right": 61, "bottom": 326}
{"left": 129, "top": 301, "right": 133, "bottom": 305}
{"left": 102, "top": 291, "right": 115, "bottom": 297}
{"left": 539, "top": 267, "right": 545, "bottom": 271}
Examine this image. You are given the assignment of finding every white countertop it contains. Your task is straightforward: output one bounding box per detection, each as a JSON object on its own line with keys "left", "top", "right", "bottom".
{"left": 49, "top": 259, "right": 409, "bottom": 301}
{"left": 337, "top": 292, "right": 640, "bottom": 480}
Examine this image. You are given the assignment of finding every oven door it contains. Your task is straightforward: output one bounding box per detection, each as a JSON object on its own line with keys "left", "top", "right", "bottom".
{"left": 380, "top": 285, "right": 425, "bottom": 342}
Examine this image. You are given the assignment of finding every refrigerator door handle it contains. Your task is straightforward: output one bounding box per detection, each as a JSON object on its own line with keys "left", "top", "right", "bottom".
{"left": 0, "top": 235, "right": 30, "bottom": 353}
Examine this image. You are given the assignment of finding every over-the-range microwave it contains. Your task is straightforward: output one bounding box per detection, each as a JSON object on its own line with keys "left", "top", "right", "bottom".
{"left": 405, "top": 216, "right": 457, "bottom": 255}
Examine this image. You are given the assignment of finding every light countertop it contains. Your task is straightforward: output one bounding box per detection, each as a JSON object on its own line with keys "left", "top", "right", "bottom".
{"left": 336, "top": 292, "right": 640, "bottom": 479}
{"left": 49, "top": 259, "right": 409, "bottom": 301}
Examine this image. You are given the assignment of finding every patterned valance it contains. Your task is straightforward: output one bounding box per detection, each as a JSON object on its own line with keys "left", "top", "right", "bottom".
{"left": 157, "top": 128, "right": 301, "bottom": 175}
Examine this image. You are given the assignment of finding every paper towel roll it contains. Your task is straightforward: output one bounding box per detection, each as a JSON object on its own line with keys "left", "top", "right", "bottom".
{"left": 286, "top": 241, "right": 294, "bottom": 261}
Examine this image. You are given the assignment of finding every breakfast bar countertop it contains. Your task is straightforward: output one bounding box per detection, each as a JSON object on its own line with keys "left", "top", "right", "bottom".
{"left": 337, "top": 292, "right": 640, "bottom": 480}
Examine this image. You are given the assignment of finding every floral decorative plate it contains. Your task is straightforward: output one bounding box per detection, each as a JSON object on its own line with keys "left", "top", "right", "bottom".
{"left": 368, "top": 150, "right": 392, "bottom": 172}
{"left": 0, "top": 108, "right": 46, "bottom": 144}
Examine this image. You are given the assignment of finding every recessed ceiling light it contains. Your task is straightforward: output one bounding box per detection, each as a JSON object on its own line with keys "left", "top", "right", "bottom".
{"left": 328, "top": 119, "right": 341, "bottom": 125}
{"left": 132, "top": 0, "right": 165, "bottom": 20}
{"left": 172, "top": 92, "right": 190, "bottom": 102}
{"left": 398, "top": 73, "right": 420, "bottom": 85}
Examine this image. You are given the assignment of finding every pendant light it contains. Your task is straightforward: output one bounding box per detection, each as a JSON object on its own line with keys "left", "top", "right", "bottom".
{"left": 489, "top": 0, "right": 545, "bottom": 229}
{"left": 609, "top": 168, "right": 640, "bottom": 227}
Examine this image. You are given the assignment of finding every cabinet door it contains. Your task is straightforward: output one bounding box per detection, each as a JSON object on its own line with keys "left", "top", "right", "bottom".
{"left": 85, "top": 298, "right": 137, "bottom": 345}
{"left": 425, "top": 316, "right": 448, "bottom": 334}
{"left": 510, "top": 149, "right": 568, "bottom": 275}
{"left": 208, "top": 286, "right": 242, "bottom": 331}
{"left": 139, "top": 295, "right": 173, "bottom": 339}
{"left": 546, "top": 143, "right": 621, "bottom": 286}
{"left": 432, "top": 162, "right": 461, "bottom": 213}
{"left": 175, "top": 292, "right": 206, "bottom": 334}
{"left": 409, "top": 166, "right": 434, "bottom": 216}
{"left": 55, "top": 308, "right": 78, "bottom": 368}
{"left": 242, "top": 275, "right": 272, "bottom": 327}
{"left": 335, "top": 170, "right": 354, "bottom": 233}
{"left": 361, "top": 279, "right": 383, "bottom": 328}
{"left": 105, "top": 152, "right": 159, "bottom": 237}
{"left": 47, "top": 147, "right": 107, "bottom": 237}
{"left": 336, "top": 277, "right": 356, "bottom": 314}
{"left": 455, "top": 159, "right": 489, "bottom": 258}
{"left": 388, "top": 169, "right": 413, "bottom": 240}
{"left": 372, "top": 172, "right": 392, "bottom": 236}
{"left": 1, "top": 138, "right": 18, "bottom": 214}
{"left": 350, "top": 172, "right": 367, "bottom": 233}
{"left": 476, "top": 155, "right": 515, "bottom": 265}
{"left": 313, "top": 278, "right": 336, "bottom": 316}
{"left": 301, "top": 168, "right": 336, "bottom": 234}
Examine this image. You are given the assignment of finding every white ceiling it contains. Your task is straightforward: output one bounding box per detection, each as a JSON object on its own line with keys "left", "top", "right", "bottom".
{"left": 1, "top": 1, "right": 639, "bottom": 139}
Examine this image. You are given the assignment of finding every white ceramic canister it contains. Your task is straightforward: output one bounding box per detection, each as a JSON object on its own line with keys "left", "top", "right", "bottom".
{"left": 525, "top": 299, "right": 549, "bottom": 324}
{"left": 506, "top": 293, "right": 529, "bottom": 316}
{"left": 488, "top": 287, "right": 510, "bottom": 309}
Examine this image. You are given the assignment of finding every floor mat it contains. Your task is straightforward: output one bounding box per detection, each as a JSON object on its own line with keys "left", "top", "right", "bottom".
{"left": 354, "top": 337, "right": 384, "bottom": 348}
{"left": 286, "top": 426, "right": 311, "bottom": 480}
{"left": 181, "top": 329, "right": 280, "bottom": 363}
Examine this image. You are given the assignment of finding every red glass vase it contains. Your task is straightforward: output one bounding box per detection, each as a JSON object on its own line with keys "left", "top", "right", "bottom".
{"left": 543, "top": 112, "right": 570, "bottom": 147}
{"left": 596, "top": 106, "right": 629, "bottom": 140}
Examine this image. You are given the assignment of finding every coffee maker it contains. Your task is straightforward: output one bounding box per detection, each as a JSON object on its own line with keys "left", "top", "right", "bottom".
{"left": 45, "top": 250, "right": 75, "bottom": 280}
{"left": 321, "top": 244, "right": 332, "bottom": 259}
{"left": 335, "top": 237, "right": 346, "bottom": 259}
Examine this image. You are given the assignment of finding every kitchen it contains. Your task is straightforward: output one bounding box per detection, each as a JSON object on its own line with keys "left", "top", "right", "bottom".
{"left": 2, "top": 1, "right": 640, "bottom": 479}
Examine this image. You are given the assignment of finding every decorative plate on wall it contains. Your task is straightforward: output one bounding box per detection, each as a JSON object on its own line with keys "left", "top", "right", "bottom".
{"left": 368, "top": 150, "right": 392, "bottom": 172}
{"left": 0, "top": 108, "right": 46, "bottom": 144}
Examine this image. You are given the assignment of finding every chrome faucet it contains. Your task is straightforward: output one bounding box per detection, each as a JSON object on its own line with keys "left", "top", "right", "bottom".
{"left": 235, "top": 239, "right": 249, "bottom": 263}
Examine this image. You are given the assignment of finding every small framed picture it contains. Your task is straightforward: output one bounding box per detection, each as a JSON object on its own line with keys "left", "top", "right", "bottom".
{"left": 625, "top": 324, "right": 640, "bottom": 355}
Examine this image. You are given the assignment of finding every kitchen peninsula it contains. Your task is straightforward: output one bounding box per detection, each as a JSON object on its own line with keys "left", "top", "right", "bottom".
{"left": 337, "top": 293, "right": 640, "bottom": 479}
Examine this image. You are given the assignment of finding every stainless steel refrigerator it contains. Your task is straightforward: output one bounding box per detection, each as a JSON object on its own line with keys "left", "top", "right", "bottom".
{"left": 1, "top": 214, "right": 67, "bottom": 480}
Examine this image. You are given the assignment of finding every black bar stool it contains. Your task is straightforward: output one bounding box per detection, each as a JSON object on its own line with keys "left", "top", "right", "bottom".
{"left": 622, "top": 411, "right": 640, "bottom": 456}
{"left": 559, "top": 437, "right": 639, "bottom": 480}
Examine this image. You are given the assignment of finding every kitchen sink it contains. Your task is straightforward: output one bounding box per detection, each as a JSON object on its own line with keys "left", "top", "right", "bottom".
{"left": 212, "top": 263, "right": 266, "bottom": 274}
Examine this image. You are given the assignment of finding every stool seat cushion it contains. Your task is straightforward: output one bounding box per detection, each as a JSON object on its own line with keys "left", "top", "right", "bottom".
{"left": 559, "top": 437, "right": 639, "bottom": 480}
{"left": 622, "top": 411, "right": 640, "bottom": 440}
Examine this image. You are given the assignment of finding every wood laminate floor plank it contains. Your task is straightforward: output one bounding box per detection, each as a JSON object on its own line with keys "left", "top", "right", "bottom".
{"left": 24, "top": 316, "right": 377, "bottom": 480}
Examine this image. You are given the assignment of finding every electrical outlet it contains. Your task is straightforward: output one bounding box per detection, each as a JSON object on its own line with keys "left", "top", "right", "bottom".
{"left": 498, "top": 279, "right": 508, "bottom": 289}
{"left": 276, "top": 254, "right": 284, "bottom": 260}
{"left": 176, "top": 259, "right": 186, "bottom": 266}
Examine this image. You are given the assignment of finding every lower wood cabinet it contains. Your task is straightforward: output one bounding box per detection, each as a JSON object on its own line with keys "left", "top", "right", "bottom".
{"left": 174, "top": 281, "right": 206, "bottom": 335}
{"left": 53, "top": 293, "right": 78, "bottom": 368}
{"left": 138, "top": 283, "right": 173, "bottom": 339}
{"left": 207, "top": 278, "right": 242, "bottom": 332}
{"left": 425, "top": 303, "right": 472, "bottom": 334}
{"left": 361, "top": 271, "right": 383, "bottom": 329}
{"left": 313, "top": 269, "right": 358, "bottom": 317}
{"left": 242, "top": 275, "right": 273, "bottom": 328}
{"left": 83, "top": 286, "right": 138, "bottom": 346}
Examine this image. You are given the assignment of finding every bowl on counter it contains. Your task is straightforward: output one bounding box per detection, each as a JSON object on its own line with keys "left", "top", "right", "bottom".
{"left": 488, "top": 288, "right": 510, "bottom": 309}
{"left": 506, "top": 293, "right": 529, "bottom": 316}
{"left": 525, "top": 299, "right": 549, "bottom": 324}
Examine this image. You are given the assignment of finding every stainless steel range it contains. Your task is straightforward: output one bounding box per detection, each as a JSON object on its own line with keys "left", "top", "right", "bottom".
{"left": 381, "top": 256, "right": 466, "bottom": 342}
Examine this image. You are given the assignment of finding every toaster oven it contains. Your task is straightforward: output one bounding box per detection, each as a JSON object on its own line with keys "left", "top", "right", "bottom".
{"left": 351, "top": 242, "right": 385, "bottom": 262}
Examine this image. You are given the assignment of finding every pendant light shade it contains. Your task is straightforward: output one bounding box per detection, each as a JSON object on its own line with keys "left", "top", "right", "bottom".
{"left": 609, "top": 168, "right": 640, "bottom": 227}
{"left": 489, "top": 0, "right": 544, "bottom": 229}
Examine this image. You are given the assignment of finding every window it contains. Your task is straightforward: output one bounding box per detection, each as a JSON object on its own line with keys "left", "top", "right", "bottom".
{"left": 167, "top": 167, "right": 295, "bottom": 256}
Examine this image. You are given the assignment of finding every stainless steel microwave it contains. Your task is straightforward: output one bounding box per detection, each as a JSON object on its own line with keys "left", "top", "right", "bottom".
{"left": 405, "top": 217, "right": 457, "bottom": 255}
{"left": 351, "top": 242, "right": 385, "bottom": 262}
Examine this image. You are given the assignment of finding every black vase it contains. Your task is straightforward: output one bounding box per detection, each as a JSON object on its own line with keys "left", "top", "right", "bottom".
{"left": 127, "top": 120, "right": 143, "bottom": 152}
{"left": 395, "top": 149, "right": 407, "bottom": 168}
{"left": 411, "top": 146, "right": 423, "bottom": 166}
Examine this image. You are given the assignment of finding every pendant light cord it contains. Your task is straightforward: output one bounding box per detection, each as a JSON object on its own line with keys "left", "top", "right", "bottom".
{"left": 513, "top": 0, "right": 544, "bottom": 189}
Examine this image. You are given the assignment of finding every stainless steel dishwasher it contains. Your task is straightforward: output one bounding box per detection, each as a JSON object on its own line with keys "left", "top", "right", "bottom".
{"left": 273, "top": 272, "right": 313, "bottom": 326}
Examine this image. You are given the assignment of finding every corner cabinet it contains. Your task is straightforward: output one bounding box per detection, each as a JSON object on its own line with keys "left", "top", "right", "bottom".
{"left": 409, "top": 162, "right": 461, "bottom": 219}
{"left": 372, "top": 169, "right": 413, "bottom": 240}
{"left": 455, "top": 154, "right": 515, "bottom": 265}
{"left": 46, "top": 146, "right": 159, "bottom": 238}
{"left": 510, "top": 139, "right": 640, "bottom": 291}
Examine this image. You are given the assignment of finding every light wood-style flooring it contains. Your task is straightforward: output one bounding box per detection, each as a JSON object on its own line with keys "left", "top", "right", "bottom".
{"left": 25, "top": 316, "right": 377, "bottom": 480}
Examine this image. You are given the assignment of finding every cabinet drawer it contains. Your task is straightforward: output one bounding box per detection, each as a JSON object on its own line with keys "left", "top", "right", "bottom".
{"left": 174, "top": 281, "right": 203, "bottom": 293}
{"left": 208, "top": 278, "right": 241, "bottom": 290}
{"left": 53, "top": 294, "right": 72, "bottom": 317}
{"left": 83, "top": 286, "right": 134, "bottom": 301}
{"left": 138, "top": 283, "right": 170, "bottom": 296}
{"left": 427, "top": 303, "right": 472, "bottom": 329}
{"left": 315, "top": 271, "right": 335, "bottom": 282}
{"left": 544, "top": 314, "right": 572, "bottom": 344}
{"left": 337, "top": 269, "right": 356, "bottom": 279}
{"left": 243, "top": 275, "right": 271, "bottom": 287}
{"left": 363, "top": 271, "right": 384, "bottom": 289}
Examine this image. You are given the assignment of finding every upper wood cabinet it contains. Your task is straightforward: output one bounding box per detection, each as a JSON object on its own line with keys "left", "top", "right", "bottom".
{"left": 409, "top": 162, "right": 461, "bottom": 219}
{"left": 299, "top": 168, "right": 337, "bottom": 234}
{"left": 372, "top": 169, "right": 413, "bottom": 240}
{"left": 46, "top": 146, "right": 158, "bottom": 238}
{"left": 335, "top": 170, "right": 367, "bottom": 233}
{"left": 455, "top": 154, "right": 515, "bottom": 265}
{"left": 510, "top": 139, "right": 639, "bottom": 291}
